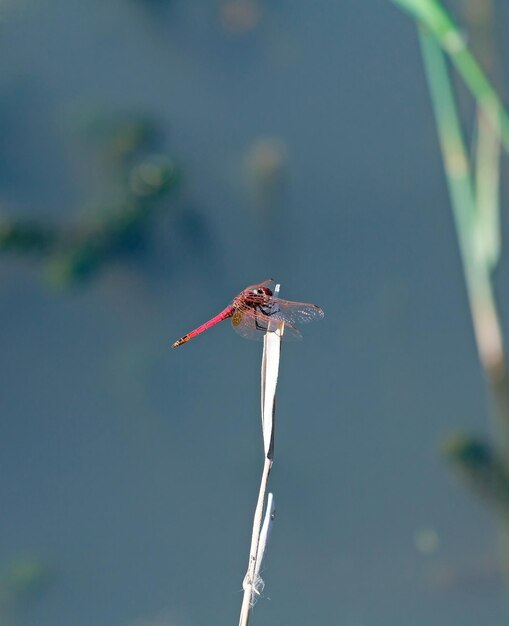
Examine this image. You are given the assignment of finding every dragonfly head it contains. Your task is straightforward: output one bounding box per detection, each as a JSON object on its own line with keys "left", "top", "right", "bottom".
{"left": 242, "top": 286, "right": 273, "bottom": 306}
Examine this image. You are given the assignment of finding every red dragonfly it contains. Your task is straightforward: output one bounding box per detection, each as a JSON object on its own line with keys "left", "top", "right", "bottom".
{"left": 172, "top": 279, "right": 324, "bottom": 348}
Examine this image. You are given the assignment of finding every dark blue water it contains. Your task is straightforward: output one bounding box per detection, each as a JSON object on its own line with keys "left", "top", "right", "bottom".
{"left": 0, "top": 1, "right": 508, "bottom": 624}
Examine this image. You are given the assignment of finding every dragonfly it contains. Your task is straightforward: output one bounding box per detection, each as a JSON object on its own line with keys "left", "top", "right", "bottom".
{"left": 172, "top": 279, "right": 324, "bottom": 348}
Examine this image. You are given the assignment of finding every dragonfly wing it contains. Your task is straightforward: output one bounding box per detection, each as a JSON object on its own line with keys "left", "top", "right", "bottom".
{"left": 244, "top": 278, "right": 276, "bottom": 293}
{"left": 231, "top": 305, "right": 302, "bottom": 341}
{"left": 265, "top": 298, "right": 324, "bottom": 325}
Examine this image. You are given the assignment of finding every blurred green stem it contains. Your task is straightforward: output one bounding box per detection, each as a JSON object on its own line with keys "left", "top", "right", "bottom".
{"left": 416, "top": 13, "right": 509, "bottom": 582}
{"left": 418, "top": 28, "right": 505, "bottom": 376}
{"left": 392, "top": 0, "right": 509, "bottom": 154}
{"left": 393, "top": 0, "right": 509, "bottom": 583}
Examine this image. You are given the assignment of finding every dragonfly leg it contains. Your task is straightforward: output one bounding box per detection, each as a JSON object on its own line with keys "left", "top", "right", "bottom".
{"left": 254, "top": 306, "right": 269, "bottom": 332}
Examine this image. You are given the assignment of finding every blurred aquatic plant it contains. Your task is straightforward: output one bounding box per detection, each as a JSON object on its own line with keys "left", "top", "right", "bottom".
{"left": 391, "top": 0, "right": 509, "bottom": 579}
{"left": 443, "top": 434, "right": 509, "bottom": 515}
{"left": 0, "top": 555, "right": 54, "bottom": 624}
{"left": 220, "top": 0, "right": 263, "bottom": 34}
{"left": 0, "top": 218, "right": 55, "bottom": 254}
{"left": 393, "top": 0, "right": 509, "bottom": 151}
{"left": 244, "top": 136, "right": 287, "bottom": 221}
{"left": 0, "top": 111, "right": 180, "bottom": 288}
{"left": 74, "top": 110, "right": 160, "bottom": 167}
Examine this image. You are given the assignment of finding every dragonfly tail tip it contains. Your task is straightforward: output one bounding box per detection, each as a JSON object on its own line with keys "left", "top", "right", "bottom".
{"left": 172, "top": 335, "right": 190, "bottom": 349}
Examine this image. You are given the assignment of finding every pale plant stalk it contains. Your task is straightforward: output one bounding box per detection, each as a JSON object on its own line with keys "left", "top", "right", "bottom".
{"left": 238, "top": 459, "right": 273, "bottom": 626}
{"left": 254, "top": 492, "right": 276, "bottom": 584}
{"left": 475, "top": 107, "right": 501, "bottom": 273}
{"left": 238, "top": 285, "right": 282, "bottom": 626}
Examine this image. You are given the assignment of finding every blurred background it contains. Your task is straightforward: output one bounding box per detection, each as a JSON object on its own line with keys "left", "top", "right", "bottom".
{"left": 1, "top": 1, "right": 509, "bottom": 625}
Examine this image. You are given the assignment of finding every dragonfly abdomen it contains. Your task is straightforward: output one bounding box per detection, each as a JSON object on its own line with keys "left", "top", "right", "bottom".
{"left": 171, "top": 306, "right": 235, "bottom": 348}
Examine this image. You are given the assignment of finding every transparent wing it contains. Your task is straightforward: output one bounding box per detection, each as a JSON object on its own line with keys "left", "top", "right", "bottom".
{"left": 244, "top": 278, "right": 276, "bottom": 293}
{"left": 231, "top": 305, "right": 302, "bottom": 342}
{"left": 262, "top": 298, "right": 324, "bottom": 326}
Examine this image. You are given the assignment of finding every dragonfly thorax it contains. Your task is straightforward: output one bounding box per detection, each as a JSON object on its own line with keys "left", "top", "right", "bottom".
{"left": 238, "top": 287, "right": 273, "bottom": 308}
